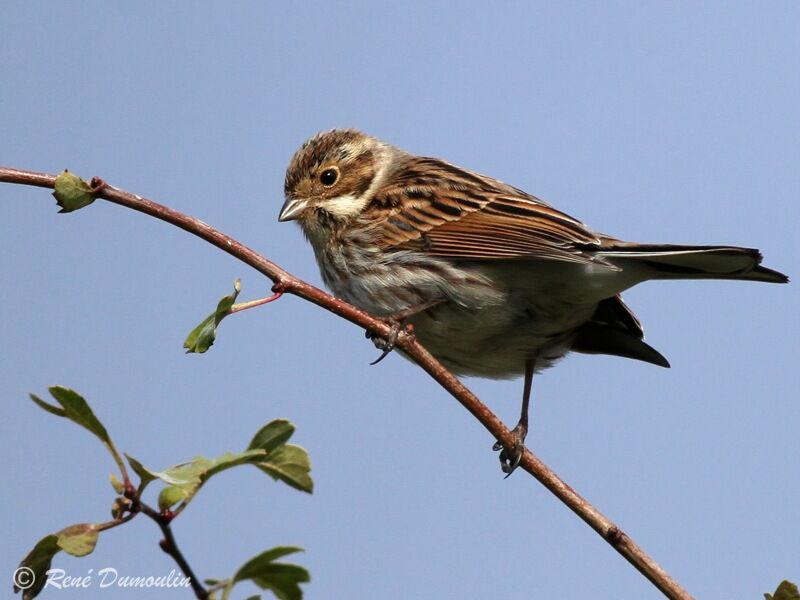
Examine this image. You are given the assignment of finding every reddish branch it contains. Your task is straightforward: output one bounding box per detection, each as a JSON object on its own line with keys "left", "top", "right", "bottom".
{"left": 0, "top": 166, "right": 693, "bottom": 600}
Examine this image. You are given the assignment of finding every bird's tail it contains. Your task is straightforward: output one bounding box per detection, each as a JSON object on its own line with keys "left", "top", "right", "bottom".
{"left": 598, "top": 243, "right": 788, "bottom": 284}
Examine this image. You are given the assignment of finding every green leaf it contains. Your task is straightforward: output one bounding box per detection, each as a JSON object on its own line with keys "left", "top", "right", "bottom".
{"left": 15, "top": 534, "right": 60, "bottom": 599}
{"left": 146, "top": 449, "right": 268, "bottom": 507}
{"left": 28, "top": 393, "right": 67, "bottom": 417}
{"left": 247, "top": 419, "right": 295, "bottom": 453}
{"left": 184, "top": 279, "right": 241, "bottom": 353}
{"left": 53, "top": 170, "right": 96, "bottom": 213}
{"left": 139, "top": 460, "right": 204, "bottom": 487}
{"left": 30, "top": 385, "right": 124, "bottom": 476}
{"left": 204, "top": 450, "right": 270, "bottom": 479}
{"left": 766, "top": 580, "right": 800, "bottom": 600}
{"left": 235, "top": 547, "right": 305, "bottom": 577}
{"left": 46, "top": 386, "right": 111, "bottom": 445}
{"left": 229, "top": 547, "right": 308, "bottom": 600}
{"left": 254, "top": 565, "right": 309, "bottom": 600}
{"left": 183, "top": 314, "right": 218, "bottom": 354}
{"left": 56, "top": 524, "right": 99, "bottom": 557}
{"left": 32, "top": 387, "right": 126, "bottom": 474}
{"left": 256, "top": 444, "right": 313, "bottom": 494}
{"left": 125, "top": 453, "right": 157, "bottom": 490}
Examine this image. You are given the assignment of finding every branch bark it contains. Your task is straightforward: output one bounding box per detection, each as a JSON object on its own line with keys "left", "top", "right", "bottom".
{"left": 134, "top": 499, "right": 208, "bottom": 599}
{"left": 0, "top": 166, "right": 694, "bottom": 600}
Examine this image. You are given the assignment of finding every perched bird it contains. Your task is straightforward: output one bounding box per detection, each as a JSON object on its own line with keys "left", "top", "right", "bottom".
{"left": 279, "top": 129, "right": 788, "bottom": 474}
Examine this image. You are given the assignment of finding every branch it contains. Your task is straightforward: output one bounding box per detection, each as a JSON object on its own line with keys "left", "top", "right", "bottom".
{"left": 134, "top": 499, "right": 208, "bottom": 599}
{"left": 0, "top": 166, "right": 693, "bottom": 600}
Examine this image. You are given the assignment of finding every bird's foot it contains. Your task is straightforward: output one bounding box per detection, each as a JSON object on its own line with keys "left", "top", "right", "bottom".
{"left": 366, "top": 321, "right": 413, "bottom": 365}
{"left": 492, "top": 422, "right": 528, "bottom": 477}
{"left": 366, "top": 300, "right": 441, "bottom": 365}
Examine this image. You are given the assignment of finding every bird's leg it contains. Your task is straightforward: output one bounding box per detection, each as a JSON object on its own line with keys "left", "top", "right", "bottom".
{"left": 493, "top": 358, "right": 535, "bottom": 476}
{"left": 366, "top": 299, "right": 443, "bottom": 365}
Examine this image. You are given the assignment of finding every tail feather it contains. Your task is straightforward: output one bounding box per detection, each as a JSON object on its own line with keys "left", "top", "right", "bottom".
{"left": 598, "top": 243, "right": 789, "bottom": 284}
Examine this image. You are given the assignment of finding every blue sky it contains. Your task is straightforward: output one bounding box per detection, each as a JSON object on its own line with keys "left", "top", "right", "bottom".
{"left": 1, "top": 2, "right": 797, "bottom": 598}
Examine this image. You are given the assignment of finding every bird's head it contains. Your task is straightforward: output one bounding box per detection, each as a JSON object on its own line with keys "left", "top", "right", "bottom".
{"left": 279, "top": 129, "right": 400, "bottom": 239}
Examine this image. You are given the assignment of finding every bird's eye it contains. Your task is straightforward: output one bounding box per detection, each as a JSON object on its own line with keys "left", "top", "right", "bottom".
{"left": 319, "top": 167, "right": 339, "bottom": 187}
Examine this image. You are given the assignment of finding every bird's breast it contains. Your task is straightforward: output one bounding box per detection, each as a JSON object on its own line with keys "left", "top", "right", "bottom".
{"left": 311, "top": 243, "right": 606, "bottom": 378}
{"left": 314, "top": 243, "right": 504, "bottom": 317}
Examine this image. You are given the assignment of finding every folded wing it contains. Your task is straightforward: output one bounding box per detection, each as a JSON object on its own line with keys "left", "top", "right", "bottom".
{"left": 370, "top": 156, "right": 615, "bottom": 268}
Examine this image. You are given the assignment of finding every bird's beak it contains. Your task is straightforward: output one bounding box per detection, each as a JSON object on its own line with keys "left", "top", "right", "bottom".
{"left": 278, "top": 197, "right": 309, "bottom": 222}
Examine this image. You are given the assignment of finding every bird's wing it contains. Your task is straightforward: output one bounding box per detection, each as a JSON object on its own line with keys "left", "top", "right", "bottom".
{"left": 368, "top": 156, "right": 613, "bottom": 267}
{"left": 571, "top": 295, "right": 671, "bottom": 368}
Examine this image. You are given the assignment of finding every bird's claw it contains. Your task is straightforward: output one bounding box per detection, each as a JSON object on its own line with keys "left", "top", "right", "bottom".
{"left": 493, "top": 424, "right": 527, "bottom": 477}
{"left": 369, "top": 345, "right": 394, "bottom": 365}
{"left": 366, "top": 300, "right": 437, "bottom": 365}
{"left": 367, "top": 321, "right": 404, "bottom": 365}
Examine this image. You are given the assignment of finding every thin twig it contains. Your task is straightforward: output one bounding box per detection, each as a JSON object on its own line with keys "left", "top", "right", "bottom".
{"left": 230, "top": 291, "right": 283, "bottom": 314}
{"left": 0, "top": 166, "right": 693, "bottom": 600}
{"left": 135, "top": 500, "right": 208, "bottom": 600}
{"left": 104, "top": 440, "right": 132, "bottom": 488}
{"left": 94, "top": 512, "right": 137, "bottom": 533}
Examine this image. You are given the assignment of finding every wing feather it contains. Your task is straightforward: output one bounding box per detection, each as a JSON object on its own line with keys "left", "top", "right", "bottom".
{"left": 368, "top": 156, "right": 612, "bottom": 266}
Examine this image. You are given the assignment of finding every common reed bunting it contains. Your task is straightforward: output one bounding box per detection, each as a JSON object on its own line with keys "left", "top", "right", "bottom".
{"left": 279, "top": 129, "right": 788, "bottom": 474}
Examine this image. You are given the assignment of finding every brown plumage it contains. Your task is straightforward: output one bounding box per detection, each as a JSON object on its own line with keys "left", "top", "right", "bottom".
{"left": 279, "top": 128, "right": 788, "bottom": 473}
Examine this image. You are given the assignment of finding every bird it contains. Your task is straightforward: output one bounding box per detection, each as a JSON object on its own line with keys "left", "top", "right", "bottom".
{"left": 278, "top": 128, "right": 788, "bottom": 474}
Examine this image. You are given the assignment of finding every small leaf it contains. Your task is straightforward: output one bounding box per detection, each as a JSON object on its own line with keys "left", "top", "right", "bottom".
{"left": 158, "top": 485, "right": 189, "bottom": 510}
{"left": 53, "top": 170, "right": 96, "bottom": 213}
{"left": 134, "top": 460, "right": 204, "bottom": 489}
{"left": 235, "top": 547, "right": 304, "bottom": 577}
{"left": 46, "top": 386, "right": 111, "bottom": 444}
{"left": 28, "top": 393, "right": 67, "bottom": 417}
{"left": 56, "top": 524, "right": 99, "bottom": 557}
{"left": 204, "top": 450, "right": 270, "bottom": 478}
{"left": 184, "top": 279, "right": 241, "bottom": 353}
{"left": 15, "top": 534, "right": 60, "bottom": 599}
{"left": 214, "top": 550, "right": 307, "bottom": 600}
{"left": 766, "top": 580, "right": 800, "bottom": 600}
{"left": 125, "top": 454, "right": 157, "bottom": 490}
{"left": 254, "top": 564, "right": 309, "bottom": 600}
{"left": 248, "top": 419, "right": 295, "bottom": 453}
{"left": 183, "top": 314, "right": 218, "bottom": 354}
{"left": 231, "top": 547, "right": 308, "bottom": 600}
{"left": 231, "top": 546, "right": 311, "bottom": 600}
{"left": 33, "top": 388, "right": 126, "bottom": 474}
{"left": 256, "top": 444, "right": 313, "bottom": 494}
{"left": 146, "top": 449, "right": 268, "bottom": 507}
{"left": 109, "top": 473, "right": 124, "bottom": 494}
